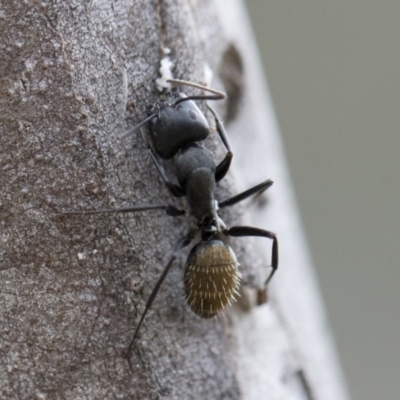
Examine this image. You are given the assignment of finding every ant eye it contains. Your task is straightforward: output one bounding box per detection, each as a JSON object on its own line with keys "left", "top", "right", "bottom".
{"left": 189, "top": 109, "right": 198, "bottom": 120}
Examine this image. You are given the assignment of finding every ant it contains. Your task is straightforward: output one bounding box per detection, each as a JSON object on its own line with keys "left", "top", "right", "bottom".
{"left": 62, "top": 79, "right": 278, "bottom": 358}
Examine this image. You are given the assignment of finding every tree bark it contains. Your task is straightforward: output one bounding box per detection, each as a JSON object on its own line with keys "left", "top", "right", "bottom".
{"left": 0, "top": 0, "right": 349, "bottom": 399}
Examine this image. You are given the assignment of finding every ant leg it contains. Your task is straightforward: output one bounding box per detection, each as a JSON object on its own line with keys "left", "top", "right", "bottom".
{"left": 140, "top": 130, "right": 186, "bottom": 198}
{"left": 207, "top": 105, "right": 234, "bottom": 183}
{"left": 57, "top": 203, "right": 185, "bottom": 217}
{"left": 207, "top": 105, "right": 232, "bottom": 152}
{"left": 125, "top": 236, "right": 192, "bottom": 360}
{"left": 147, "top": 148, "right": 185, "bottom": 197}
{"left": 121, "top": 112, "right": 158, "bottom": 140}
{"left": 223, "top": 226, "right": 278, "bottom": 286}
{"left": 219, "top": 180, "right": 273, "bottom": 208}
{"left": 215, "top": 154, "right": 233, "bottom": 183}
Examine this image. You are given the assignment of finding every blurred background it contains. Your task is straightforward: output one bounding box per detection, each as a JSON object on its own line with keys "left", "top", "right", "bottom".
{"left": 245, "top": 1, "right": 400, "bottom": 399}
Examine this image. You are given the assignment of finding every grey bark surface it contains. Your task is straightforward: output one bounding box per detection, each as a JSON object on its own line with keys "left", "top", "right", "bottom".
{"left": 0, "top": 1, "right": 349, "bottom": 399}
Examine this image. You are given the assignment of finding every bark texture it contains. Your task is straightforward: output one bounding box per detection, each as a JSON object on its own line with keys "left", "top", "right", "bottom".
{"left": 0, "top": 1, "right": 349, "bottom": 399}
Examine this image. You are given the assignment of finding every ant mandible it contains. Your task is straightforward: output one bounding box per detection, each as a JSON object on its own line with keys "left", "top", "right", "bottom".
{"left": 63, "top": 79, "right": 278, "bottom": 358}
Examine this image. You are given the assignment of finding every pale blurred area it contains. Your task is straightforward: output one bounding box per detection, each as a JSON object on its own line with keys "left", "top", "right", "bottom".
{"left": 245, "top": 2, "right": 400, "bottom": 400}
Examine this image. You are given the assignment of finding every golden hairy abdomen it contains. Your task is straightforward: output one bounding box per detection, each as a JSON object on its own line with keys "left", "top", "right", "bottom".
{"left": 184, "top": 240, "right": 240, "bottom": 318}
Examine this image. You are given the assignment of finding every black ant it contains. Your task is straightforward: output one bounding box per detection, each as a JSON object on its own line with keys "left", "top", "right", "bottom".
{"left": 62, "top": 79, "right": 278, "bottom": 359}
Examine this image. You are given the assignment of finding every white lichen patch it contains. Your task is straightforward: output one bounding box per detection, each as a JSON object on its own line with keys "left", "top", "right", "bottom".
{"left": 203, "top": 63, "right": 213, "bottom": 87}
{"left": 156, "top": 56, "right": 174, "bottom": 92}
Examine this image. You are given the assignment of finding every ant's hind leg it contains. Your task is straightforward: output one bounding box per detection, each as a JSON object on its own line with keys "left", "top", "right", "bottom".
{"left": 125, "top": 236, "right": 192, "bottom": 364}
{"left": 223, "top": 225, "right": 278, "bottom": 286}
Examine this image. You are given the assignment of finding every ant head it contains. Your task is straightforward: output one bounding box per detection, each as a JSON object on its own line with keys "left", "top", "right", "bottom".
{"left": 148, "top": 95, "right": 210, "bottom": 160}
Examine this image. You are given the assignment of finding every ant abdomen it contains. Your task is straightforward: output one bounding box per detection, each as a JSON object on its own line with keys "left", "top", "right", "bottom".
{"left": 184, "top": 240, "right": 241, "bottom": 318}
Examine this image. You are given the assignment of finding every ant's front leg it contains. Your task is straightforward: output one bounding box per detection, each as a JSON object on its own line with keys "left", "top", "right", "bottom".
{"left": 207, "top": 105, "right": 233, "bottom": 183}
{"left": 140, "top": 130, "right": 186, "bottom": 198}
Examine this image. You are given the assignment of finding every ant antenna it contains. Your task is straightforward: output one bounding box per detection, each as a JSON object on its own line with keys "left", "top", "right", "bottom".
{"left": 167, "top": 79, "right": 226, "bottom": 97}
{"left": 167, "top": 79, "right": 226, "bottom": 105}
